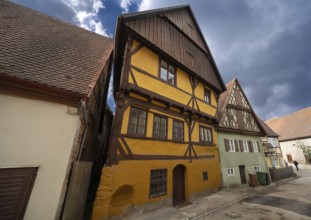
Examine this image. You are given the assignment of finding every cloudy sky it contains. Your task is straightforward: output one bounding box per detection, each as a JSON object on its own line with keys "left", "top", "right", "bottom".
{"left": 11, "top": 0, "right": 311, "bottom": 120}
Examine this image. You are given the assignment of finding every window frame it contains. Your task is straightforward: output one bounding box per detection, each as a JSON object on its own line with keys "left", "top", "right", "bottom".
{"left": 152, "top": 114, "right": 168, "bottom": 139}
{"left": 254, "top": 166, "right": 261, "bottom": 172}
{"left": 149, "top": 169, "right": 167, "bottom": 198}
{"left": 272, "top": 157, "right": 279, "bottom": 167}
{"left": 203, "top": 171, "right": 208, "bottom": 181}
{"left": 199, "top": 126, "right": 213, "bottom": 145}
{"left": 158, "top": 58, "right": 176, "bottom": 86}
{"left": 172, "top": 119, "right": 184, "bottom": 141}
{"left": 228, "top": 139, "right": 235, "bottom": 152}
{"left": 127, "top": 106, "right": 147, "bottom": 136}
{"left": 227, "top": 168, "right": 235, "bottom": 176}
{"left": 252, "top": 140, "right": 259, "bottom": 152}
{"left": 204, "top": 88, "right": 211, "bottom": 104}
{"left": 242, "top": 140, "right": 249, "bottom": 152}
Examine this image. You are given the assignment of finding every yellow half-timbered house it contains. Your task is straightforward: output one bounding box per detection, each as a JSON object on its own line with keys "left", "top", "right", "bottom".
{"left": 92, "top": 5, "right": 226, "bottom": 219}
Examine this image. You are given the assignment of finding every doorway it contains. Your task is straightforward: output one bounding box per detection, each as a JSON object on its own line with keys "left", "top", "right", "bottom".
{"left": 173, "top": 165, "right": 185, "bottom": 206}
{"left": 239, "top": 165, "right": 247, "bottom": 184}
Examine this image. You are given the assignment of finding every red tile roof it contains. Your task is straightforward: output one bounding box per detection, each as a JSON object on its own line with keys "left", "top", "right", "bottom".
{"left": 257, "top": 117, "right": 279, "bottom": 137}
{"left": 0, "top": 0, "right": 114, "bottom": 97}
{"left": 266, "top": 107, "right": 311, "bottom": 141}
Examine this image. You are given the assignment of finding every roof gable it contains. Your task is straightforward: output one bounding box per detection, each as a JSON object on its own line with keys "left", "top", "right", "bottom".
{"left": 114, "top": 5, "right": 226, "bottom": 95}
{"left": 266, "top": 107, "right": 311, "bottom": 141}
{"left": 163, "top": 7, "right": 208, "bottom": 53}
{"left": 0, "top": 0, "right": 114, "bottom": 97}
{"left": 218, "top": 78, "right": 263, "bottom": 135}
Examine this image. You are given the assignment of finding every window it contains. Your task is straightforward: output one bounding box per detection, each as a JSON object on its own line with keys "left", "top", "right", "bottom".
{"left": 225, "top": 139, "right": 239, "bottom": 152}
{"left": 268, "top": 137, "right": 278, "bottom": 147}
{"left": 128, "top": 107, "right": 147, "bottom": 135}
{"left": 272, "top": 157, "right": 279, "bottom": 167}
{"left": 204, "top": 88, "right": 211, "bottom": 104}
{"left": 228, "top": 139, "right": 235, "bottom": 152}
{"left": 242, "top": 140, "right": 249, "bottom": 152}
{"left": 254, "top": 166, "right": 260, "bottom": 172}
{"left": 153, "top": 115, "right": 167, "bottom": 138}
{"left": 150, "top": 169, "right": 167, "bottom": 198}
{"left": 159, "top": 59, "right": 175, "bottom": 85}
{"left": 200, "top": 126, "right": 213, "bottom": 144}
{"left": 173, "top": 120, "right": 184, "bottom": 140}
{"left": 252, "top": 141, "right": 259, "bottom": 152}
{"left": 203, "top": 171, "right": 208, "bottom": 181}
{"left": 227, "top": 168, "right": 235, "bottom": 176}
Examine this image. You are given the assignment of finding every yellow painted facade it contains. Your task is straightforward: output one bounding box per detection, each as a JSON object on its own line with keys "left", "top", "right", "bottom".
{"left": 93, "top": 159, "right": 221, "bottom": 219}
{"left": 92, "top": 37, "right": 222, "bottom": 219}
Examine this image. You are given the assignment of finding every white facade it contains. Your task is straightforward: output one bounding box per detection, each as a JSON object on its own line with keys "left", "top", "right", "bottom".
{"left": 281, "top": 138, "right": 311, "bottom": 164}
{"left": 0, "top": 93, "right": 80, "bottom": 220}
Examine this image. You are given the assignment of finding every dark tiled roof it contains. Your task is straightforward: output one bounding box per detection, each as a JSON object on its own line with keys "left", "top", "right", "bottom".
{"left": 257, "top": 117, "right": 279, "bottom": 137}
{"left": 217, "top": 78, "right": 235, "bottom": 121}
{"left": 0, "top": 0, "right": 114, "bottom": 97}
{"left": 266, "top": 107, "right": 311, "bottom": 141}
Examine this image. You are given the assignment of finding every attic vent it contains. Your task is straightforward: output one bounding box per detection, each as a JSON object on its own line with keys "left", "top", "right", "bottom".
{"left": 186, "top": 50, "right": 194, "bottom": 57}
{"left": 187, "top": 21, "right": 193, "bottom": 29}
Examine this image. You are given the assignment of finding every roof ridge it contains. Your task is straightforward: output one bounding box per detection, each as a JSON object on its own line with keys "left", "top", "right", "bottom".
{"left": 122, "top": 4, "right": 190, "bottom": 17}
{"left": 6, "top": 0, "right": 113, "bottom": 40}
{"left": 267, "top": 106, "right": 311, "bottom": 121}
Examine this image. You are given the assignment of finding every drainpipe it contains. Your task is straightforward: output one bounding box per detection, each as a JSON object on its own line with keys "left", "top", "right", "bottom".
{"left": 78, "top": 100, "right": 89, "bottom": 161}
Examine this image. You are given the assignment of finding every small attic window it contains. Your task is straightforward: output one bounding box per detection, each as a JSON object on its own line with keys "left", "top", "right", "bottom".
{"left": 186, "top": 44, "right": 194, "bottom": 58}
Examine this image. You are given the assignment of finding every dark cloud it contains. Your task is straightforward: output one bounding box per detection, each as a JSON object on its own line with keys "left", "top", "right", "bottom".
{"left": 188, "top": 0, "right": 311, "bottom": 120}
{"left": 9, "top": 0, "right": 311, "bottom": 119}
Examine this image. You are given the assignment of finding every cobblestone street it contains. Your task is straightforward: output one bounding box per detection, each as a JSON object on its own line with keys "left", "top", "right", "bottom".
{"left": 125, "top": 165, "right": 311, "bottom": 220}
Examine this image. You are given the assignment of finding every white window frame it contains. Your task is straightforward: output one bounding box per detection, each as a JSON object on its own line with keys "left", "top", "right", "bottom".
{"left": 242, "top": 140, "right": 249, "bottom": 152}
{"left": 252, "top": 140, "right": 259, "bottom": 152}
{"left": 272, "top": 157, "right": 279, "bottom": 167}
{"left": 254, "top": 166, "right": 260, "bottom": 172}
{"left": 227, "top": 168, "right": 235, "bottom": 176}
{"left": 228, "top": 139, "right": 235, "bottom": 152}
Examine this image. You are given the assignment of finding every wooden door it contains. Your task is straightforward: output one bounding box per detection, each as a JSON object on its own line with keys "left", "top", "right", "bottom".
{"left": 239, "top": 165, "right": 247, "bottom": 184}
{"left": 0, "top": 167, "right": 38, "bottom": 220}
{"left": 173, "top": 165, "right": 185, "bottom": 206}
{"left": 287, "top": 154, "right": 293, "bottom": 163}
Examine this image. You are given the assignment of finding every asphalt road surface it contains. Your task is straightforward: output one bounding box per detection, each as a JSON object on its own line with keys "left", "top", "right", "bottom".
{"left": 205, "top": 168, "right": 311, "bottom": 220}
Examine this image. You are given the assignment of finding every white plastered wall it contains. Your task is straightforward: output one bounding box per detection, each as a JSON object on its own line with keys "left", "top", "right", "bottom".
{"left": 0, "top": 93, "right": 80, "bottom": 220}
{"left": 281, "top": 138, "right": 311, "bottom": 164}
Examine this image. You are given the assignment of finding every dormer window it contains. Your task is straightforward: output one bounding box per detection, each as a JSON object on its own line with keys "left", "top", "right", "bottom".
{"left": 159, "top": 59, "right": 175, "bottom": 85}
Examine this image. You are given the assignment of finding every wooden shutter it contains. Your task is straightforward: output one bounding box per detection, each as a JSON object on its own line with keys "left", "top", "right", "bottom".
{"left": 239, "top": 140, "right": 244, "bottom": 152}
{"left": 234, "top": 139, "right": 239, "bottom": 152}
{"left": 248, "top": 141, "right": 253, "bottom": 152}
{"left": 0, "top": 167, "right": 38, "bottom": 220}
{"left": 224, "top": 139, "right": 230, "bottom": 152}
{"left": 257, "top": 141, "right": 261, "bottom": 152}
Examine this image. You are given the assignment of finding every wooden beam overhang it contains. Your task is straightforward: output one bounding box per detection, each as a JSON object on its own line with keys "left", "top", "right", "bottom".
{"left": 0, "top": 74, "right": 82, "bottom": 107}
{"left": 216, "top": 126, "right": 264, "bottom": 137}
{"left": 127, "top": 30, "right": 223, "bottom": 94}
{"left": 125, "top": 83, "right": 217, "bottom": 124}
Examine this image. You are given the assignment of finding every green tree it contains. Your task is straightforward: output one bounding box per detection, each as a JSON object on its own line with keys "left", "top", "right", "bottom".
{"left": 295, "top": 141, "right": 311, "bottom": 159}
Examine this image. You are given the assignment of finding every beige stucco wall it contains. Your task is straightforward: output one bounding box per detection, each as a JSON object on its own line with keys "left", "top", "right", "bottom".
{"left": 0, "top": 93, "right": 80, "bottom": 220}
{"left": 281, "top": 138, "right": 311, "bottom": 164}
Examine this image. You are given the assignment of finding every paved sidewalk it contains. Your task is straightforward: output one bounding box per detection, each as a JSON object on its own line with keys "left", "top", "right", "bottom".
{"left": 125, "top": 176, "right": 298, "bottom": 220}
